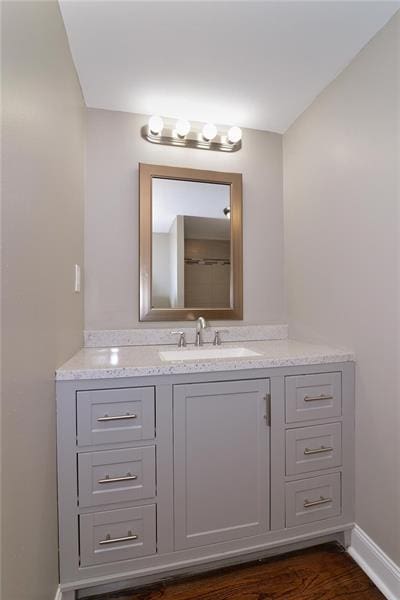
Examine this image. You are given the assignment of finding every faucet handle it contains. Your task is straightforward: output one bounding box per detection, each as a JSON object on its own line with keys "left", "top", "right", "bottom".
{"left": 171, "top": 331, "right": 186, "bottom": 348}
{"left": 213, "top": 329, "right": 228, "bottom": 346}
{"left": 196, "top": 316, "right": 207, "bottom": 329}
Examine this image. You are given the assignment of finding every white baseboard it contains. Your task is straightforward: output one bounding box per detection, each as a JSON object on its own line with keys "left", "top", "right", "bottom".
{"left": 348, "top": 525, "right": 400, "bottom": 600}
{"left": 54, "top": 585, "right": 62, "bottom": 600}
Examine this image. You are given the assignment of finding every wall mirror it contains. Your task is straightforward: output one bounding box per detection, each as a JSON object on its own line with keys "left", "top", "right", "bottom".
{"left": 139, "top": 163, "right": 243, "bottom": 321}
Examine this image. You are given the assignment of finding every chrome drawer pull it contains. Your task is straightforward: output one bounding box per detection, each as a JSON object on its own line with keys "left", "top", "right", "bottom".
{"left": 304, "top": 496, "right": 332, "bottom": 509}
{"left": 98, "top": 473, "right": 137, "bottom": 485}
{"left": 97, "top": 413, "right": 137, "bottom": 422}
{"left": 99, "top": 531, "right": 138, "bottom": 545}
{"left": 304, "top": 445, "right": 333, "bottom": 455}
{"left": 304, "top": 394, "right": 333, "bottom": 402}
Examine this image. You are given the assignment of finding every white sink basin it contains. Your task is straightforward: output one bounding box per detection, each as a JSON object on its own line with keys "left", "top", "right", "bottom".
{"left": 159, "top": 347, "right": 262, "bottom": 362}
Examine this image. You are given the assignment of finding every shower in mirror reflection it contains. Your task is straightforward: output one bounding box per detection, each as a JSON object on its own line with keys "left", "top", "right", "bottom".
{"left": 151, "top": 178, "right": 231, "bottom": 310}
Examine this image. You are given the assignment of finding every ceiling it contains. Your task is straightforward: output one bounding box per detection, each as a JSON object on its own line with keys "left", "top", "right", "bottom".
{"left": 59, "top": 1, "right": 399, "bottom": 133}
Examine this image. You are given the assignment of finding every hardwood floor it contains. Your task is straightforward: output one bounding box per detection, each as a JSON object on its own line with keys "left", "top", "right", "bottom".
{"left": 85, "top": 543, "right": 384, "bottom": 600}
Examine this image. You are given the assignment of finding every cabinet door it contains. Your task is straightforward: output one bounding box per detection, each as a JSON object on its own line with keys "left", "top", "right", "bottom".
{"left": 174, "top": 379, "right": 270, "bottom": 550}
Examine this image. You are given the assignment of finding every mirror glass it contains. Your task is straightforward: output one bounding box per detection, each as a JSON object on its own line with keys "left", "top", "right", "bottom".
{"left": 151, "top": 178, "right": 231, "bottom": 309}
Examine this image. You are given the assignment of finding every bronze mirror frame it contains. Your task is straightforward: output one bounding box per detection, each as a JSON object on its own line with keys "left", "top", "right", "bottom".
{"left": 139, "top": 163, "right": 243, "bottom": 321}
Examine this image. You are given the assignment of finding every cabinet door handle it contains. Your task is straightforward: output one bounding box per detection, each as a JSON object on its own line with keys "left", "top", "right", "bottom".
{"left": 303, "top": 496, "right": 332, "bottom": 508}
{"left": 304, "top": 446, "right": 333, "bottom": 455}
{"left": 97, "top": 413, "right": 137, "bottom": 422}
{"left": 98, "top": 473, "right": 137, "bottom": 484}
{"left": 263, "top": 393, "right": 271, "bottom": 426}
{"left": 99, "top": 531, "right": 138, "bottom": 545}
{"left": 304, "top": 394, "right": 333, "bottom": 402}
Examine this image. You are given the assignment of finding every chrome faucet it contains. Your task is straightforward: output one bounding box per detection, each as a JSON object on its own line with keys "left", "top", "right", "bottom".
{"left": 195, "top": 316, "right": 207, "bottom": 346}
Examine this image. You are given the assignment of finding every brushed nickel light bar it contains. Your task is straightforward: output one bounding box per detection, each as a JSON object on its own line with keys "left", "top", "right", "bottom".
{"left": 141, "top": 115, "right": 242, "bottom": 152}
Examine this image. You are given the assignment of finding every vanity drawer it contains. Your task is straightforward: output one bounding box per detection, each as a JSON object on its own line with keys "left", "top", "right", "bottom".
{"left": 285, "top": 423, "right": 342, "bottom": 476}
{"left": 285, "top": 373, "right": 341, "bottom": 423}
{"left": 77, "top": 387, "right": 155, "bottom": 446}
{"left": 285, "top": 473, "right": 341, "bottom": 527}
{"left": 78, "top": 446, "right": 156, "bottom": 507}
{"left": 80, "top": 505, "right": 156, "bottom": 566}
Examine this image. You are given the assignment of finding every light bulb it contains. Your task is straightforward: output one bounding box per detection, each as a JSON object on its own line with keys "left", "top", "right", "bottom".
{"left": 175, "top": 119, "right": 191, "bottom": 137}
{"left": 202, "top": 123, "right": 217, "bottom": 141}
{"left": 227, "top": 126, "right": 242, "bottom": 144}
{"left": 148, "top": 115, "right": 163, "bottom": 135}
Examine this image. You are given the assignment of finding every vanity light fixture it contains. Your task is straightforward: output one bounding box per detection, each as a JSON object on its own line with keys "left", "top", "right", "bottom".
{"left": 227, "top": 126, "right": 242, "bottom": 144}
{"left": 142, "top": 115, "right": 242, "bottom": 152}
{"left": 202, "top": 123, "right": 218, "bottom": 142}
{"left": 148, "top": 115, "right": 164, "bottom": 135}
{"left": 175, "top": 119, "right": 191, "bottom": 138}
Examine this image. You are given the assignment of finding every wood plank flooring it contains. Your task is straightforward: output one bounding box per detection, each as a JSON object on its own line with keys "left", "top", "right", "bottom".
{"left": 85, "top": 543, "right": 384, "bottom": 600}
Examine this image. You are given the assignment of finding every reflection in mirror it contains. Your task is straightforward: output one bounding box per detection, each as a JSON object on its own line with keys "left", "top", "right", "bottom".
{"left": 151, "top": 179, "right": 231, "bottom": 309}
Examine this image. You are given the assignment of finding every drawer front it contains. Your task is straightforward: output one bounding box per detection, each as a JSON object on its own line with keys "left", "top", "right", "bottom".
{"left": 77, "top": 387, "right": 155, "bottom": 446}
{"left": 78, "top": 446, "right": 156, "bottom": 507}
{"left": 285, "top": 423, "right": 342, "bottom": 476}
{"left": 285, "top": 373, "right": 341, "bottom": 423}
{"left": 285, "top": 473, "right": 341, "bottom": 527}
{"left": 80, "top": 505, "right": 156, "bottom": 566}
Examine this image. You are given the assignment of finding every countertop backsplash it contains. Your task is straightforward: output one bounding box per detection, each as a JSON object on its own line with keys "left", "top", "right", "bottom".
{"left": 84, "top": 324, "right": 289, "bottom": 348}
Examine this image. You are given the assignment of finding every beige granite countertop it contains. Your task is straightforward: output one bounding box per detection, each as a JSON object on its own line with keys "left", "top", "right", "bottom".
{"left": 56, "top": 339, "right": 354, "bottom": 381}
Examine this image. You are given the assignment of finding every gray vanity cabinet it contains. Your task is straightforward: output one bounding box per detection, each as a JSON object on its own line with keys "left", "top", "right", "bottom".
{"left": 56, "top": 362, "right": 354, "bottom": 599}
{"left": 173, "top": 379, "right": 270, "bottom": 549}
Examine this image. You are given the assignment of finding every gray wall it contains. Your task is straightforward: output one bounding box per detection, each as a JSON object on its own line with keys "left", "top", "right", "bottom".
{"left": 1, "top": 2, "right": 85, "bottom": 598}
{"left": 284, "top": 12, "right": 399, "bottom": 564}
{"left": 85, "top": 109, "right": 284, "bottom": 329}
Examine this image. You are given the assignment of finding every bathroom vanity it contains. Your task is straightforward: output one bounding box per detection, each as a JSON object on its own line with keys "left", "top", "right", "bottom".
{"left": 56, "top": 338, "right": 355, "bottom": 599}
